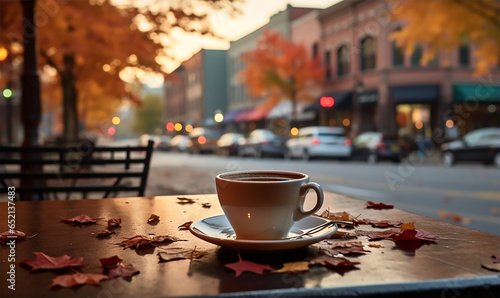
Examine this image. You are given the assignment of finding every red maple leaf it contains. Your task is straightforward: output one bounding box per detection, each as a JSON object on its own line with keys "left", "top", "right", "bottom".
{"left": 20, "top": 252, "right": 83, "bottom": 271}
{"left": 108, "top": 263, "right": 140, "bottom": 279}
{"left": 310, "top": 255, "right": 360, "bottom": 267}
{"left": 95, "top": 229, "right": 115, "bottom": 238}
{"left": 115, "top": 235, "right": 184, "bottom": 249}
{"left": 358, "top": 229, "right": 400, "bottom": 241}
{"left": 99, "top": 256, "right": 123, "bottom": 269}
{"left": 50, "top": 272, "right": 108, "bottom": 288}
{"left": 389, "top": 229, "right": 438, "bottom": 242}
{"left": 366, "top": 201, "right": 394, "bottom": 210}
{"left": 1, "top": 230, "right": 37, "bottom": 243}
{"left": 60, "top": 215, "right": 98, "bottom": 224}
{"left": 107, "top": 218, "right": 122, "bottom": 228}
{"left": 224, "top": 254, "right": 273, "bottom": 277}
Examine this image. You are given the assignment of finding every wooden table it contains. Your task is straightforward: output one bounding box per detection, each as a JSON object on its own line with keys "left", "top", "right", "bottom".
{"left": 1, "top": 192, "right": 499, "bottom": 297}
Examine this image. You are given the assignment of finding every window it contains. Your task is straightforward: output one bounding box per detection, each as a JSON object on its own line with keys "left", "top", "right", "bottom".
{"left": 312, "top": 42, "right": 318, "bottom": 58}
{"left": 411, "top": 44, "right": 422, "bottom": 66}
{"left": 392, "top": 42, "right": 404, "bottom": 67}
{"left": 459, "top": 43, "right": 469, "bottom": 66}
{"left": 325, "top": 50, "right": 331, "bottom": 80}
{"left": 360, "top": 36, "right": 376, "bottom": 71}
{"left": 337, "top": 45, "right": 350, "bottom": 76}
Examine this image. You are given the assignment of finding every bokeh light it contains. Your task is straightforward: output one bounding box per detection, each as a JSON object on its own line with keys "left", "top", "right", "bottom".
{"left": 290, "top": 127, "right": 299, "bottom": 136}
{"left": 185, "top": 124, "right": 193, "bottom": 133}
{"left": 415, "top": 121, "right": 423, "bottom": 129}
{"left": 342, "top": 118, "right": 350, "bottom": 127}
{"left": 166, "top": 122, "right": 174, "bottom": 131}
{"left": 2, "top": 88, "right": 13, "bottom": 98}
{"left": 174, "top": 123, "right": 183, "bottom": 131}
{"left": 445, "top": 120, "right": 454, "bottom": 128}
{"left": 107, "top": 127, "right": 116, "bottom": 135}
{"left": 112, "top": 116, "right": 120, "bottom": 125}
{"left": 214, "top": 112, "right": 224, "bottom": 123}
{"left": 198, "top": 136, "right": 206, "bottom": 145}
{"left": 0, "top": 48, "right": 7, "bottom": 61}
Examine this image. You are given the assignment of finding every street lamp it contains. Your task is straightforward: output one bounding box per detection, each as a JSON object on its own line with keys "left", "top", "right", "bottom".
{"left": 214, "top": 110, "right": 224, "bottom": 124}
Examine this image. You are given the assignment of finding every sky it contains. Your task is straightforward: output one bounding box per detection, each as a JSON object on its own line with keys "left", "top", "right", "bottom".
{"left": 144, "top": 0, "right": 341, "bottom": 87}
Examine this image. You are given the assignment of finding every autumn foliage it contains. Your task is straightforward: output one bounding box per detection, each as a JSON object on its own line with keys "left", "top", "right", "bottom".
{"left": 238, "top": 30, "right": 324, "bottom": 115}
{"left": 389, "top": 0, "right": 500, "bottom": 75}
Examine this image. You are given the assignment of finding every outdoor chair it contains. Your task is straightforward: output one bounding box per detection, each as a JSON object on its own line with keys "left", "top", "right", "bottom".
{"left": 0, "top": 140, "right": 154, "bottom": 200}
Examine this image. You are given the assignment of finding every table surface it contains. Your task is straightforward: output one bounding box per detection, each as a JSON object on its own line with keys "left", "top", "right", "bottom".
{"left": 1, "top": 192, "right": 499, "bottom": 297}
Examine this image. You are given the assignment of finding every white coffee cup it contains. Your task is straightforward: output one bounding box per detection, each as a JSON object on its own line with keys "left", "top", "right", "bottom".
{"left": 215, "top": 170, "right": 324, "bottom": 240}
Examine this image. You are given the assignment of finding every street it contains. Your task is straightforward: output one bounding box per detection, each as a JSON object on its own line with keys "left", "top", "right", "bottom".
{"left": 147, "top": 149, "right": 500, "bottom": 236}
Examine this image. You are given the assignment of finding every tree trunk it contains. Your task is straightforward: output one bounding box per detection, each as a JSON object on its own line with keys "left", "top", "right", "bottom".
{"left": 61, "top": 53, "right": 79, "bottom": 145}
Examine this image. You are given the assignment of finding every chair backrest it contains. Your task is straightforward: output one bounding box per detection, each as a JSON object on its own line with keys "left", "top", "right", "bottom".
{"left": 0, "top": 140, "right": 154, "bottom": 200}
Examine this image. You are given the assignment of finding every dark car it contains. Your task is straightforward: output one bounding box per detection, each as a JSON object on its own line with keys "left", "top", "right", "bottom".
{"left": 216, "top": 132, "right": 244, "bottom": 156}
{"left": 440, "top": 127, "right": 500, "bottom": 168}
{"left": 237, "top": 129, "right": 286, "bottom": 158}
{"left": 186, "top": 127, "right": 222, "bottom": 154}
{"left": 350, "top": 131, "right": 414, "bottom": 163}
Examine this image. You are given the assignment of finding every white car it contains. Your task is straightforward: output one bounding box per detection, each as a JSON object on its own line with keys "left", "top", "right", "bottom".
{"left": 285, "top": 126, "right": 351, "bottom": 160}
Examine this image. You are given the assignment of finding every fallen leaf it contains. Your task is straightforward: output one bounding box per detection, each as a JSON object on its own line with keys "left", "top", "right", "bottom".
{"left": 20, "top": 252, "right": 83, "bottom": 271}
{"left": 115, "top": 235, "right": 184, "bottom": 249}
{"left": 95, "top": 229, "right": 115, "bottom": 238}
{"left": 331, "top": 241, "right": 363, "bottom": 248}
{"left": 481, "top": 263, "right": 500, "bottom": 272}
{"left": 366, "top": 201, "right": 394, "bottom": 210}
{"left": 147, "top": 214, "right": 160, "bottom": 223}
{"left": 224, "top": 254, "right": 273, "bottom": 277}
{"left": 357, "top": 219, "right": 402, "bottom": 228}
{"left": 177, "top": 197, "right": 196, "bottom": 204}
{"left": 357, "top": 229, "right": 400, "bottom": 241}
{"left": 178, "top": 221, "right": 193, "bottom": 230}
{"left": 60, "top": 215, "right": 98, "bottom": 224}
{"left": 1, "top": 230, "right": 37, "bottom": 243}
{"left": 202, "top": 202, "right": 211, "bottom": 208}
{"left": 309, "top": 255, "right": 360, "bottom": 267}
{"left": 99, "top": 256, "right": 123, "bottom": 269}
{"left": 492, "top": 255, "right": 500, "bottom": 264}
{"left": 272, "top": 261, "right": 310, "bottom": 273}
{"left": 401, "top": 222, "right": 415, "bottom": 231}
{"left": 158, "top": 247, "right": 208, "bottom": 262}
{"left": 50, "top": 272, "right": 108, "bottom": 288}
{"left": 330, "top": 230, "right": 357, "bottom": 239}
{"left": 108, "top": 218, "right": 122, "bottom": 228}
{"left": 108, "top": 263, "right": 140, "bottom": 279}
{"left": 368, "top": 243, "right": 383, "bottom": 248}
{"left": 332, "top": 245, "right": 370, "bottom": 255}
{"left": 320, "top": 209, "right": 355, "bottom": 222}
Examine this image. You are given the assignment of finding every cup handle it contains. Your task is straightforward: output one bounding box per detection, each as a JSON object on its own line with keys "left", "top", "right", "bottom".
{"left": 294, "top": 182, "right": 324, "bottom": 221}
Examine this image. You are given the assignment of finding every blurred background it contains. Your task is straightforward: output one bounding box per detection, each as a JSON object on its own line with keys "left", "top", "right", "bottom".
{"left": 0, "top": 0, "right": 499, "bottom": 234}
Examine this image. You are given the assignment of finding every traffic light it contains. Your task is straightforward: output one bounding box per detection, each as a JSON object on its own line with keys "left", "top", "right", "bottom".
{"left": 320, "top": 96, "right": 334, "bottom": 108}
{"left": 2, "top": 88, "right": 13, "bottom": 99}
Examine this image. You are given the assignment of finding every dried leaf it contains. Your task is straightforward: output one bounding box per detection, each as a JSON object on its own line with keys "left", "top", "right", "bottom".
{"left": 20, "top": 252, "right": 83, "bottom": 271}
{"left": 115, "top": 234, "right": 184, "bottom": 249}
{"left": 332, "top": 242, "right": 370, "bottom": 255}
{"left": 108, "top": 218, "right": 122, "bottom": 228}
{"left": 1, "top": 230, "right": 37, "bottom": 243}
{"left": 99, "top": 256, "right": 123, "bottom": 269}
{"left": 401, "top": 222, "right": 415, "bottom": 231}
{"left": 366, "top": 201, "right": 394, "bottom": 210}
{"left": 321, "top": 209, "right": 354, "bottom": 222}
{"left": 368, "top": 243, "right": 383, "bottom": 248}
{"left": 147, "top": 214, "right": 160, "bottom": 223}
{"left": 389, "top": 229, "right": 438, "bottom": 242}
{"left": 60, "top": 215, "right": 98, "bottom": 224}
{"left": 272, "top": 261, "right": 310, "bottom": 273}
{"left": 50, "top": 272, "right": 108, "bottom": 288}
{"left": 357, "top": 229, "right": 400, "bottom": 241}
{"left": 309, "top": 255, "right": 360, "bottom": 267}
{"left": 358, "top": 219, "right": 402, "bottom": 228}
{"left": 158, "top": 247, "right": 208, "bottom": 262}
{"left": 95, "top": 229, "right": 115, "bottom": 238}
{"left": 224, "top": 254, "right": 273, "bottom": 277}
{"left": 202, "top": 202, "right": 211, "bottom": 208}
{"left": 177, "top": 197, "right": 196, "bottom": 204}
{"left": 108, "top": 263, "right": 140, "bottom": 279}
{"left": 178, "top": 221, "right": 193, "bottom": 230}
{"left": 330, "top": 230, "right": 357, "bottom": 239}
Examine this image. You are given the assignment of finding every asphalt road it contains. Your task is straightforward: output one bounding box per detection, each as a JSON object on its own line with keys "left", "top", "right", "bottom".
{"left": 149, "top": 149, "right": 500, "bottom": 236}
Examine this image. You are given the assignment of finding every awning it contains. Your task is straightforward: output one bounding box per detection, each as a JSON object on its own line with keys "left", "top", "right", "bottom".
{"left": 453, "top": 84, "right": 500, "bottom": 103}
{"left": 222, "top": 108, "right": 244, "bottom": 123}
{"left": 304, "top": 91, "right": 352, "bottom": 112}
{"left": 245, "top": 104, "right": 273, "bottom": 121}
{"left": 392, "top": 85, "right": 439, "bottom": 104}
{"left": 358, "top": 90, "right": 378, "bottom": 104}
{"left": 234, "top": 107, "right": 254, "bottom": 122}
{"left": 267, "top": 101, "right": 315, "bottom": 121}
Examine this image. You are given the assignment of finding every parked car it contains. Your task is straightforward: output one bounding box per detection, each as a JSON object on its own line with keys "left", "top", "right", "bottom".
{"left": 169, "top": 135, "right": 190, "bottom": 152}
{"left": 186, "top": 127, "right": 222, "bottom": 154}
{"left": 285, "top": 126, "right": 351, "bottom": 160}
{"left": 157, "top": 135, "right": 172, "bottom": 151}
{"left": 216, "top": 132, "right": 244, "bottom": 156}
{"left": 237, "top": 129, "right": 286, "bottom": 158}
{"left": 440, "top": 127, "right": 500, "bottom": 168}
{"left": 350, "top": 132, "right": 413, "bottom": 163}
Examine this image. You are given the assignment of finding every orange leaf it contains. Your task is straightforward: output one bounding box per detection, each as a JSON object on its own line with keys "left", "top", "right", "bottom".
{"left": 224, "top": 254, "right": 273, "bottom": 277}
{"left": 50, "top": 272, "right": 108, "bottom": 288}
{"left": 272, "top": 261, "right": 310, "bottom": 273}
{"left": 20, "top": 252, "right": 83, "bottom": 271}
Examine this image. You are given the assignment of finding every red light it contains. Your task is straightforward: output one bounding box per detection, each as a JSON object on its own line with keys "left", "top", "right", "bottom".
{"left": 320, "top": 96, "right": 334, "bottom": 108}
{"left": 198, "top": 136, "right": 206, "bottom": 145}
{"left": 344, "top": 139, "right": 351, "bottom": 146}
{"left": 312, "top": 137, "right": 321, "bottom": 145}
{"left": 376, "top": 142, "right": 386, "bottom": 149}
{"left": 166, "top": 122, "right": 174, "bottom": 131}
{"left": 107, "top": 127, "right": 116, "bottom": 135}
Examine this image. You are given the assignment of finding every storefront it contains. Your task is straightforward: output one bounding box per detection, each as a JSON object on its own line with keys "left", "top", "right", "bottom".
{"left": 453, "top": 84, "right": 500, "bottom": 135}
{"left": 391, "top": 85, "right": 439, "bottom": 140}
{"left": 304, "top": 91, "right": 353, "bottom": 133}
{"left": 357, "top": 89, "right": 378, "bottom": 132}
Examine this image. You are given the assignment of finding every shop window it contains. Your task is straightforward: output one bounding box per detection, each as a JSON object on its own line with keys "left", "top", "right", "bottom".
{"left": 337, "top": 45, "right": 350, "bottom": 76}
{"left": 392, "top": 42, "right": 404, "bottom": 67}
{"left": 411, "top": 45, "right": 422, "bottom": 66}
{"left": 360, "top": 36, "right": 376, "bottom": 71}
{"left": 312, "top": 42, "right": 318, "bottom": 58}
{"left": 459, "top": 43, "right": 469, "bottom": 66}
{"left": 324, "top": 50, "right": 331, "bottom": 80}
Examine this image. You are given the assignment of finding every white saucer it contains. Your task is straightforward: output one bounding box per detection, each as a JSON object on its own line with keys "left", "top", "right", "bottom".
{"left": 189, "top": 214, "right": 338, "bottom": 252}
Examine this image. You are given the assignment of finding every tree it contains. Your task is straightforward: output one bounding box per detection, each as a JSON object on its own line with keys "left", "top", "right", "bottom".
{"left": 238, "top": 30, "right": 324, "bottom": 120}
{"left": 389, "top": 0, "right": 500, "bottom": 75}
{"left": 0, "top": 0, "right": 242, "bottom": 144}
{"left": 133, "top": 94, "right": 162, "bottom": 134}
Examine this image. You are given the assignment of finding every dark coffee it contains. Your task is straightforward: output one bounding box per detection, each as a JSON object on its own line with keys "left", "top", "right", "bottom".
{"left": 219, "top": 172, "right": 305, "bottom": 181}
{"left": 231, "top": 177, "right": 291, "bottom": 182}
